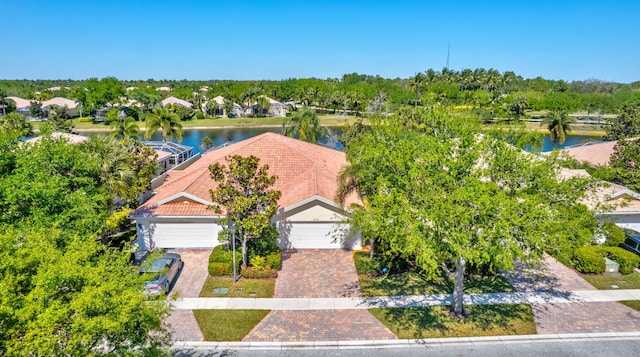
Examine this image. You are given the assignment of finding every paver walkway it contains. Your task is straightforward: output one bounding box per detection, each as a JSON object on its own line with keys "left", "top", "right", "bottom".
{"left": 503, "top": 254, "right": 640, "bottom": 334}
{"left": 165, "top": 248, "right": 211, "bottom": 342}
{"left": 243, "top": 249, "right": 396, "bottom": 341}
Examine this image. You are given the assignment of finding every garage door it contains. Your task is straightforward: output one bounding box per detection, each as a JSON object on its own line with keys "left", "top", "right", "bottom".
{"left": 280, "top": 223, "right": 361, "bottom": 250}
{"left": 151, "top": 223, "right": 221, "bottom": 248}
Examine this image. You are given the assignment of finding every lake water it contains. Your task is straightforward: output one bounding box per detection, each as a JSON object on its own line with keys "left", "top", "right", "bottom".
{"left": 81, "top": 127, "right": 602, "bottom": 154}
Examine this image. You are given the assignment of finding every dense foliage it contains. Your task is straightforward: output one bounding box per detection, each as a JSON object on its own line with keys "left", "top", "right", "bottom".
{"left": 339, "top": 109, "right": 600, "bottom": 316}
{"left": 0, "top": 133, "right": 170, "bottom": 356}
{"left": 1, "top": 71, "right": 638, "bottom": 122}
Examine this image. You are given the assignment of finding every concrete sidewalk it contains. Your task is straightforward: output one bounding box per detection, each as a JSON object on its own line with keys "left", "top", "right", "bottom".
{"left": 172, "top": 289, "right": 640, "bottom": 310}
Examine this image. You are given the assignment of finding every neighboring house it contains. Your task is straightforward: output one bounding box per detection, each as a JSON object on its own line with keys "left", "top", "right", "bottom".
{"left": 560, "top": 140, "right": 618, "bottom": 166}
{"left": 156, "top": 87, "right": 171, "bottom": 91}
{"left": 207, "top": 95, "right": 242, "bottom": 118}
{"left": 141, "top": 141, "right": 198, "bottom": 174}
{"left": 161, "top": 96, "right": 193, "bottom": 109}
{"left": 245, "top": 96, "right": 288, "bottom": 117}
{"left": 24, "top": 132, "right": 89, "bottom": 145}
{"left": 561, "top": 167, "right": 640, "bottom": 232}
{"left": 131, "top": 133, "right": 362, "bottom": 251}
{"left": 6, "top": 96, "right": 32, "bottom": 116}
{"left": 41, "top": 97, "right": 79, "bottom": 116}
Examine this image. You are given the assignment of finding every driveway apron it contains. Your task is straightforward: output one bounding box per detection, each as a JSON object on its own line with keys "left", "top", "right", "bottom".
{"left": 243, "top": 249, "right": 396, "bottom": 341}
{"left": 165, "top": 248, "right": 211, "bottom": 341}
{"left": 504, "top": 254, "right": 640, "bottom": 334}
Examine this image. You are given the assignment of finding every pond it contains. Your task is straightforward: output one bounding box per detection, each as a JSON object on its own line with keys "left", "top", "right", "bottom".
{"left": 80, "top": 127, "right": 602, "bottom": 154}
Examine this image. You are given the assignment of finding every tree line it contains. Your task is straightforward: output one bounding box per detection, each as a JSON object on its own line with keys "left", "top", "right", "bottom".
{"left": 1, "top": 70, "right": 639, "bottom": 120}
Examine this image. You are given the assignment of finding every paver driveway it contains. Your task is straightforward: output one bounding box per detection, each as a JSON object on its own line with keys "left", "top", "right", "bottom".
{"left": 243, "top": 249, "right": 396, "bottom": 341}
{"left": 504, "top": 254, "right": 640, "bottom": 334}
{"left": 274, "top": 249, "right": 361, "bottom": 298}
{"left": 165, "top": 248, "right": 211, "bottom": 341}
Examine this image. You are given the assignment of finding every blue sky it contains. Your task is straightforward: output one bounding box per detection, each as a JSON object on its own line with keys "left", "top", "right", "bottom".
{"left": 3, "top": 1, "right": 639, "bottom": 82}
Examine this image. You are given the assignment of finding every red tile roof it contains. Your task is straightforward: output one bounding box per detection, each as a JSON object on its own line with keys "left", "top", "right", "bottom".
{"left": 133, "top": 133, "right": 360, "bottom": 217}
{"left": 561, "top": 141, "right": 617, "bottom": 166}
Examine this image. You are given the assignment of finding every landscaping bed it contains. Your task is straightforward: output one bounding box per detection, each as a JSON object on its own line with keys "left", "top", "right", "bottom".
{"left": 369, "top": 304, "right": 536, "bottom": 338}
{"left": 193, "top": 310, "right": 270, "bottom": 341}
{"left": 199, "top": 276, "right": 275, "bottom": 298}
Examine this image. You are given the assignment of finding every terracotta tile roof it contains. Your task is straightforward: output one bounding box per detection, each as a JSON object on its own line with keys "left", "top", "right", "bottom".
{"left": 41, "top": 97, "right": 77, "bottom": 109}
{"left": 133, "top": 133, "right": 360, "bottom": 217}
{"left": 560, "top": 140, "right": 617, "bottom": 166}
{"left": 6, "top": 96, "right": 32, "bottom": 109}
{"left": 161, "top": 96, "right": 193, "bottom": 108}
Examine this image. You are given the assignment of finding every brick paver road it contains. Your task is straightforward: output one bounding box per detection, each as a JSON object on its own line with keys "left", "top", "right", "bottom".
{"left": 243, "top": 249, "right": 396, "bottom": 341}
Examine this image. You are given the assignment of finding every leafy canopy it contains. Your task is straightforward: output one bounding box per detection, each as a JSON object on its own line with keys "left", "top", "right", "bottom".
{"left": 342, "top": 109, "right": 599, "bottom": 316}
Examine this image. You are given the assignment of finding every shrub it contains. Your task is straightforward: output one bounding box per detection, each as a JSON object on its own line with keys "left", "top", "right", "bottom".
{"left": 573, "top": 246, "right": 605, "bottom": 274}
{"left": 208, "top": 245, "right": 241, "bottom": 275}
{"left": 208, "top": 262, "right": 232, "bottom": 276}
{"left": 195, "top": 112, "right": 205, "bottom": 119}
{"left": 250, "top": 255, "right": 267, "bottom": 270}
{"left": 597, "top": 246, "right": 640, "bottom": 274}
{"left": 354, "top": 251, "right": 382, "bottom": 276}
{"left": 265, "top": 252, "right": 281, "bottom": 270}
{"left": 105, "top": 207, "right": 133, "bottom": 234}
{"left": 77, "top": 116, "right": 93, "bottom": 122}
{"left": 241, "top": 266, "right": 277, "bottom": 279}
{"left": 603, "top": 221, "right": 626, "bottom": 247}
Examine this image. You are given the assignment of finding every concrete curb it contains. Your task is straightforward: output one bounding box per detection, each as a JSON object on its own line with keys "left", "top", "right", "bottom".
{"left": 172, "top": 331, "right": 640, "bottom": 351}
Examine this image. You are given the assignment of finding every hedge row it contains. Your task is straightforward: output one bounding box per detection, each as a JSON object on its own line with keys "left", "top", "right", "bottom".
{"left": 573, "top": 247, "right": 605, "bottom": 274}
{"left": 573, "top": 245, "right": 640, "bottom": 275}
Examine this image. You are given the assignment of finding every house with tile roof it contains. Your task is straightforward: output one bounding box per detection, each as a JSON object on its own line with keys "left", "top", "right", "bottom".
{"left": 130, "top": 132, "right": 362, "bottom": 250}
{"left": 245, "top": 96, "right": 288, "bottom": 117}
{"left": 41, "top": 97, "right": 79, "bottom": 116}
{"left": 559, "top": 140, "right": 618, "bottom": 166}
{"left": 207, "top": 95, "right": 242, "bottom": 118}
{"left": 161, "top": 96, "right": 193, "bottom": 109}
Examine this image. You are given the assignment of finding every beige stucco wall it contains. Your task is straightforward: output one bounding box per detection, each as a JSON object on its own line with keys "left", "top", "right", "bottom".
{"left": 283, "top": 201, "right": 348, "bottom": 222}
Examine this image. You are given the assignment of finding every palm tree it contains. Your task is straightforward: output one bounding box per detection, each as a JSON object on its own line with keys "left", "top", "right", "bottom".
{"left": 81, "top": 135, "right": 134, "bottom": 203}
{"left": 542, "top": 110, "right": 575, "bottom": 146}
{"left": 144, "top": 107, "right": 183, "bottom": 142}
{"left": 110, "top": 116, "right": 140, "bottom": 139}
{"left": 283, "top": 108, "right": 324, "bottom": 143}
{"left": 409, "top": 73, "right": 425, "bottom": 108}
{"left": 256, "top": 96, "right": 271, "bottom": 116}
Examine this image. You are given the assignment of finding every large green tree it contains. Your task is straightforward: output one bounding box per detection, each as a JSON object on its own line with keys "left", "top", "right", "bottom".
{"left": 208, "top": 155, "right": 281, "bottom": 268}
{"left": 605, "top": 103, "right": 640, "bottom": 140}
{"left": 282, "top": 108, "right": 324, "bottom": 143}
{"left": 0, "top": 112, "right": 32, "bottom": 137}
{"left": 341, "top": 111, "right": 598, "bottom": 317}
{"left": 609, "top": 138, "right": 640, "bottom": 192}
{"left": 0, "top": 136, "right": 170, "bottom": 355}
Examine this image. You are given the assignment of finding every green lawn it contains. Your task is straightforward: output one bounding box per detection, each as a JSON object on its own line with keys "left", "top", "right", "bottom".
{"left": 33, "top": 114, "right": 358, "bottom": 132}
{"left": 199, "top": 276, "right": 275, "bottom": 298}
{"left": 582, "top": 273, "right": 640, "bottom": 290}
{"left": 369, "top": 304, "right": 536, "bottom": 339}
{"left": 193, "top": 310, "right": 270, "bottom": 341}
{"left": 582, "top": 273, "right": 640, "bottom": 311}
{"left": 359, "top": 270, "right": 515, "bottom": 297}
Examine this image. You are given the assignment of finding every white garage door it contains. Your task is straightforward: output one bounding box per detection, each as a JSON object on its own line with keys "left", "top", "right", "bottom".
{"left": 151, "top": 223, "right": 221, "bottom": 248}
{"left": 281, "top": 223, "right": 361, "bottom": 250}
